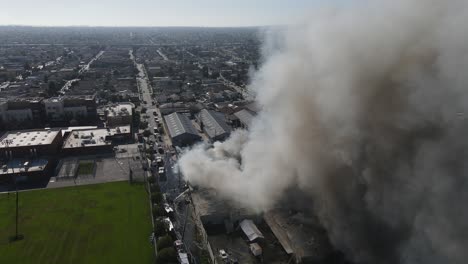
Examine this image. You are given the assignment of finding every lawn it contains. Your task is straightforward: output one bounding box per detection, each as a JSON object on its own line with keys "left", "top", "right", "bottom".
{"left": 77, "top": 161, "right": 95, "bottom": 176}
{"left": 0, "top": 182, "right": 154, "bottom": 264}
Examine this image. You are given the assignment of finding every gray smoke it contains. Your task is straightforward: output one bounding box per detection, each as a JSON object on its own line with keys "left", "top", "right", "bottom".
{"left": 179, "top": 0, "right": 468, "bottom": 263}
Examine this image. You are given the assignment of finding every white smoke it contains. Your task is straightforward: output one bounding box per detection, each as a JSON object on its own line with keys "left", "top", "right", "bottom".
{"left": 179, "top": 1, "right": 468, "bottom": 263}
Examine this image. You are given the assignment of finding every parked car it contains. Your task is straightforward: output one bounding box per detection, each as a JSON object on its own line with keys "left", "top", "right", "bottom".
{"left": 156, "top": 156, "right": 164, "bottom": 166}
{"left": 219, "top": 249, "right": 228, "bottom": 260}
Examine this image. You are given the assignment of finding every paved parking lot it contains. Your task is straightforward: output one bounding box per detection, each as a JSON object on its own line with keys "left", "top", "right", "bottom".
{"left": 48, "top": 156, "right": 130, "bottom": 188}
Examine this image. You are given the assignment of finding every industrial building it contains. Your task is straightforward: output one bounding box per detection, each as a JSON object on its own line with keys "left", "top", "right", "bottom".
{"left": 62, "top": 126, "right": 131, "bottom": 155}
{"left": 233, "top": 108, "right": 255, "bottom": 129}
{"left": 164, "top": 112, "right": 201, "bottom": 147}
{"left": 264, "top": 209, "right": 334, "bottom": 264}
{"left": 0, "top": 128, "right": 63, "bottom": 159}
{"left": 197, "top": 109, "right": 231, "bottom": 141}
{"left": 191, "top": 187, "right": 258, "bottom": 230}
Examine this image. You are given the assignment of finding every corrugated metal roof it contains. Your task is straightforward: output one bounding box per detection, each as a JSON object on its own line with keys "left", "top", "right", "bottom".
{"left": 240, "top": 219, "right": 264, "bottom": 242}
{"left": 164, "top": 112, "right": 199, "bottom": 138}
{"left": 199, "top": 109, "right": 230, "bottom": 139}
{"left": 234, "top": 109, "right": 255, "bottom": 127}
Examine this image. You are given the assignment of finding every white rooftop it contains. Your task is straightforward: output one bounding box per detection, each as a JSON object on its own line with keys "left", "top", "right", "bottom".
{"left": 0, "top": 129, "right": 60, "bottom": 148}
{"left": 63, "top": 126, "right": 130, "bottom": 149}
{"left": 240, "top": 219, "right": 264, "bottom": 242}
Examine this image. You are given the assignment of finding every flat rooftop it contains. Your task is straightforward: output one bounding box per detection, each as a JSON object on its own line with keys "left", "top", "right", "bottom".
{"left": 106, "top": 103, "right": 134, "bottom": 117}
{"left": 0, "top": 159, "right": 48, "bottom": 175}
{"left": 0, "top": 129, "right": 61, "bottom": 148}
{"left": 60, "top": 126, "right": 98, "bottom": 136}
{"left": 63, "top": 126, "right": 130, "bottom": 149}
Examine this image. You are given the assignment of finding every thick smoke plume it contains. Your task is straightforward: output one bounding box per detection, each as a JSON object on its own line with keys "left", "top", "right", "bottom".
{"left": 179, "top": 1, "right": 468, "bottom": 263}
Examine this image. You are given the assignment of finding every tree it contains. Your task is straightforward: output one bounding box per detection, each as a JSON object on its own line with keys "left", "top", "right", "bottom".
{"left": 157, "top": 235, "right": 173, "bottom": 250}
{"left": 142, "top": 129, "right": 151, "bottom": 137}
{"left": 200, "top": 250, "right": 211, "bottom": 264}
{"left": 152, "top": 205, "right": 165, "bottom": 218}
{"left": 141, "top": 107, "right": 147, "bottom": 114}
{"left": 148, "top": 175, "right": 156, "bottom": 184}
{"left": 23, "top": 62, "right": 31, "bottom": 71}
{"left": 202, "top": 66, "right": 209, "bottom": 78}
{"left": 47, "top": 81, "right": 59, "bottom": 96}
{"left": 154, "top": 219, "right": 167, "bottom": 237}
{"left": 145, "top": 148, "right": 154, "bottom": 156}
{"left": 150, "top": 183, "right": 161, "bottom": 192}
{"left": 151, "top": 192, "right": 163, "bottom": 204}
{"left": 140, "top": 121, "right": 149, "bottom": 130}
{"left": 156, "top": 247, "right": 177, "bottom": 264}
{"left": 133, "top": 111, "right": 141, "bottom": 128}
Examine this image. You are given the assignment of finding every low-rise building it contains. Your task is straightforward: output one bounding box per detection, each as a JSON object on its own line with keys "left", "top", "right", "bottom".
{"left": 233, "top": 109, "right": 255, "bottom": 129}
{"left": 43, "top": 95, "right": 97, "bottom": 122}
{"left": 105, "top": 103, "right": 134, "bottom": 126}
{"left": 264, "top": 209, "right": 334, "bottom": 264}
{"left": 164, "top": 112, "right": 200, "bottom": 147}
{"left": 0, "top": 128, "right": 63, "bottom": 159}
{"left": 0, "top": 97, "right": 44, "bottom": 124}
{"left": 0, "top": 158, "right": 51, "bottom": 183}
{"left": 197, "top": 109, "right": 230, "bottom": 141}
{"left": 62, "top": 126, "right": 131, "bottom": 155}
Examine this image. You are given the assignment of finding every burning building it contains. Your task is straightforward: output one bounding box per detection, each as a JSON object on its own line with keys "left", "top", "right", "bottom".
{"left": 179, "top": 1, "right": 468, "bottom": 264}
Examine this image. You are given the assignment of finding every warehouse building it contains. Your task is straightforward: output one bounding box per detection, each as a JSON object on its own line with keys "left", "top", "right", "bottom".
{"left": 264, "top": 209, "right": 334, "bottom": 264}
{"left": 197, "top": 109, "right": 231, "bottom": 141}
{"left": 191, "top": 187, "right": 258, "bottom": 230}
{"left": 164, "top": 112, "right": 201, "bottom": 147}
{"left": 233, "top": 109, "right": 255, "bottom": 129}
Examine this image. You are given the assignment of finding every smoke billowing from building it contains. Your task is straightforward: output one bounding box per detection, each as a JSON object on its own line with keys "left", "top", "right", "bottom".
{"left": 179, "top": 1, "right": 468, "bottom": 263}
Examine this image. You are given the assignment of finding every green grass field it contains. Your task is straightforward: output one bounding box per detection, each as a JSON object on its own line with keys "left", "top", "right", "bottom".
{"left": 77, "top": 161, "right": 95, "bottom": 176}
{"left": 0, "top": 182, "right": 154, "bottom": 264}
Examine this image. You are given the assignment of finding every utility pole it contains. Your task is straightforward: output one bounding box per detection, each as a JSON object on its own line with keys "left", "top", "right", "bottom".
{"left": 14, "top": 172, "right": 21, "bottom": 241}
{"left": 2, "top": 139, "right": 23, "bottom": 242}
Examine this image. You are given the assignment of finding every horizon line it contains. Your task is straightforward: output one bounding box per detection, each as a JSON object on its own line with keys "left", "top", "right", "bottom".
{"left": 0, "top": 24, "right": 283, "bottom": 29}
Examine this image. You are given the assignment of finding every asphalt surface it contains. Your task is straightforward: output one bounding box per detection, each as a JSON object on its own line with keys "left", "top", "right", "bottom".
{"left": 133, "top": 49, "right": 198, "bottom": 259}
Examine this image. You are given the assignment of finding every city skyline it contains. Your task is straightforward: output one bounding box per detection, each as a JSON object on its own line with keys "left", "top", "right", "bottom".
{"left": 0, "top": 0, "right": 349, "bottom": 27}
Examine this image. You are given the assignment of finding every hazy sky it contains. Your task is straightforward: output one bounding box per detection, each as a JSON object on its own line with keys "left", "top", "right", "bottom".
{"left": 0, "top": 0, "right": 348, "bottom": 27}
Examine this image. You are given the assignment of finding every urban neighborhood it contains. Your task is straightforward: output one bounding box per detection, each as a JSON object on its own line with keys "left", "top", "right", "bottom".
{"left": 0, "top": 26, "right": 338, "bottom": 264}
{"left": 2, "top": 1, "right": 465, "bottom": 264}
